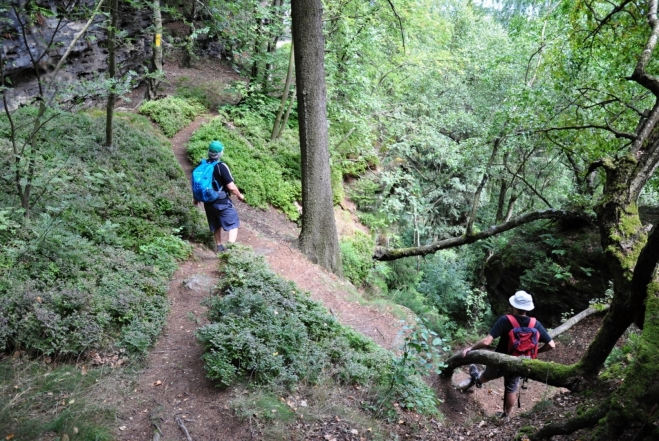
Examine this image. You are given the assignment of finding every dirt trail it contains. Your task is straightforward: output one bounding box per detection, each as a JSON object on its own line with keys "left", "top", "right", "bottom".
{"left": 116, "top": 57, "right": 599, "bottom": 439}
{"left": 117, "top": 114, "right": 405, "bottom": 440}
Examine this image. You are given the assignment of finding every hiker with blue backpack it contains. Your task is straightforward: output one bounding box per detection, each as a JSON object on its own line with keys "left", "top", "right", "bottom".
{"left": 460, "top": 290, "right": 555, "bottom": 418}
{"left": 192, "top": 140, "right": 245, "bottom": 253}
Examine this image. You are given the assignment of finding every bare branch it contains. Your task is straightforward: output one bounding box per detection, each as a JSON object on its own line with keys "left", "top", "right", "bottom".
{"left": 628, "top": 0, "right": 659, "bottom": 96}
{"left": 503, "top": 162, "right": 554, "bottom": 208}
{"left": 373, "top": 209, "right": 584, "bottom": 261}
{"left": 53, "top": 0, "right": 106, "bottom": 75}
{"left": 582, "top": 0, "right": 634, "bottom": 44}
{"left": 548, "top": 305, "right": 609, "bottom": 339}
{"left": 383, "top": 0, "right": 406, "bottom": 52}
{"left": 539, "top": 124, "right": 636, "bottom": 141}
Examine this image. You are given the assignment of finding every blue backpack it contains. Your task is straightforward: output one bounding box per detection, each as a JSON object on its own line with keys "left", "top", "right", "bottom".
{"left": 191, "top": 159, "right": 226, "bottom": 202}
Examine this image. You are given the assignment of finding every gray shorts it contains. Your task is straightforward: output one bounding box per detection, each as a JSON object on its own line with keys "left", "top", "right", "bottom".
{"left": 481, "top": 365, "right": 521, "bottom": 393}
{"left": 203, "top": 199, "right": 240, "bottom": 232}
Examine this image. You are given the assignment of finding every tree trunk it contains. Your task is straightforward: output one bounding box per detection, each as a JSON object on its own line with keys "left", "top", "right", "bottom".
{"left": 466, "top": 137, "right": 501, "bottom": 235}
{"left": 105, "top": 0, "right": 118, "bottom": 148}
{"left": 292, "top": 0, "right": 342, "bottom": 275}
{"left": 276, "top": 93, "right": 295, "bottom": 139}
{"left": 271, "top": 42, "right": 294, "bottom": 140}
{"left": 146, "top": 0, "right": 163, "bottom": 100}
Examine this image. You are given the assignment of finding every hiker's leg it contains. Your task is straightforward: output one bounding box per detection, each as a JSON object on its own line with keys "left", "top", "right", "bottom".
{"left": 503, "top": 391, "right": 516, "bottom": 415}
{"left": 502, "top": 375, "right": 521, "bottom": 416}
{"left": 479, "top": 365, "right": 502, "bottom": 385}
{"left": 213, "top": 228, "right": 223, "bottom": 247}
{"left": 227, "top": 227, "right": 238, "bottom": 243}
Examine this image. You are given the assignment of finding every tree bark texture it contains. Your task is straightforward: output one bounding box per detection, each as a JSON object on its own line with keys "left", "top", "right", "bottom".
{"left": 146, "top": 0, "right": 163, "bottom": 100}
{"left": 105, "top": 0, "right": 119, "bottom": 148}
{"left": 292, "top": 0, "right": 342, "bottom": 275}
{"left": 271, "top": 42, "right": 294, "bottom": 141}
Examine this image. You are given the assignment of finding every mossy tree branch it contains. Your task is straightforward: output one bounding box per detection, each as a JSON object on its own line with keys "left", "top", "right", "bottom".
{"left": 444, "top": 350, "right": 588, "bottom": 391}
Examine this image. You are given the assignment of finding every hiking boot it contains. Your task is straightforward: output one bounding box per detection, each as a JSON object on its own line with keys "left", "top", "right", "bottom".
{"left": 495, "top": 411, "right": 510, "bottom": 421}
{"left": 458, "top": 377, "right": 474, "bottom": 391}
{"left": 469, "top": 364, "right": 482, "bottom": 388}
{"left": 216, "top": 244, "right": 226, "bottom": 253}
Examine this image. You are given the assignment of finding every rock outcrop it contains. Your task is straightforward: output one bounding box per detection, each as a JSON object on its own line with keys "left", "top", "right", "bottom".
{"left": 2, "top": 0, "right": 152, "bottom": 111}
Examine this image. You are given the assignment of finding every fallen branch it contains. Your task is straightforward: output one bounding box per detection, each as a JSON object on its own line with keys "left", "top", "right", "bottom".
{"left": 374, "top": 209, "right": 584, "bottom": 261}
{"left": 175, "top": 416, "right": 193, "bottom": 441}
{"left": 549, "top": 305, "right": 609, "bottom": 339}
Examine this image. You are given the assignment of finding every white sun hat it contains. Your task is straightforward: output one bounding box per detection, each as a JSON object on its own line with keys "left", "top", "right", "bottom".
{"left": 509, "top": 290, "right": 535, "bottom": 311}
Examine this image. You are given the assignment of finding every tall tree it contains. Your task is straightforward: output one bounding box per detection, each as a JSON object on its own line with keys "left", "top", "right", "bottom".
{"left": 105, "top": 0, "right": 118, "bottom": 147}
{"left": 291, "top": 0, "right": 342, "bottom": 274}
{"left": 145, "top": 0, "right": 163, "bottom": 100}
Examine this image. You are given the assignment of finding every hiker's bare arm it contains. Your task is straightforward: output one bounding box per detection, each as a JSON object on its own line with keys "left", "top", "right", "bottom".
{"left": 462, "top": 335, "right": 494, "bottom": 357}
{"left": 227, "top": 182, "right": 245, "bottom": 202}
{"left": 538, "top": 339, "right": 556, "bottom": 353}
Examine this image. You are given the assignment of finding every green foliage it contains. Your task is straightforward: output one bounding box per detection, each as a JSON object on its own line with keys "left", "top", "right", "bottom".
{"left": 196, "top": 246, "right": 389, "bottom": 387}
{"left": 340, "top": 231, "right": 375, "bottom": 286}
{"left": 380, "top": 318, "right": 448, "bottom": 415}
{"left": 187, "top": 114, "right": 302, "bottom": 220}
{"left": 601, "top": 331, "right": 642, "bottom": 381}
{"left": 175, "top": 76, "right": 230, "bottom": 110}
{"left": 138, "top": 96, "right": 206, "bottom": 137}
{"left": 196, "top": 246, "right": 440, "bottom": 417}
{"left": 0, "top": 357, "right": 128, "bottom": 441}
{"left": 0, "top": 111, "right": 203, "bottom": 356}
{"left": 418, "top": 251, "right": 474, "bottom": 324}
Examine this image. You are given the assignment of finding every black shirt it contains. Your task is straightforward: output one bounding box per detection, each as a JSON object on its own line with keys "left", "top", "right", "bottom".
{"left": 489, "top": 315, "right": 552, "bottom": 354}
{"left": 212, "top": 162, "right": 234, "bottom": 201}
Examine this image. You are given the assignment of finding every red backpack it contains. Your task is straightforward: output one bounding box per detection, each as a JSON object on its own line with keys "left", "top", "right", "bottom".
{"left": 506, "top": 315, "right": 540, "bottom": 359}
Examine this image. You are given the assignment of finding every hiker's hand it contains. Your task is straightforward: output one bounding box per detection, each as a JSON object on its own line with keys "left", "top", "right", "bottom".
{"left": 193, "top": 200, "right": 200, "bottom": 206}
{"left": 238, "top": 194, "right": 245, "bottom": 202}
{"left": 462, "top": 347, "right": 471, "bottom": 357}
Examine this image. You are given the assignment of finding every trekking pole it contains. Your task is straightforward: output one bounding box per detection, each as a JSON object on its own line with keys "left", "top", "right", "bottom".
{"left": 518, "top": 377, "right": 528, "bottom": 408}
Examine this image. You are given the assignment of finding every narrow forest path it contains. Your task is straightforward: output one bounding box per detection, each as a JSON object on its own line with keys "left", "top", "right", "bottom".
{"left": 116, "top": 114, "right": 407, "bottom": 440}
{"left": 114, "top": 57, "right": 603, "bottom": 440}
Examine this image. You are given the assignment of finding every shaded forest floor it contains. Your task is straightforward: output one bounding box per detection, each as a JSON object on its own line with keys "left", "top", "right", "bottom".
{"left": 109, "top": 53, "right": 619, "bottom": 441}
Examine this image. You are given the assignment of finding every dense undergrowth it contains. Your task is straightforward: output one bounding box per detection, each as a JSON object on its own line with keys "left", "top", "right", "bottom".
{"left": 196, "top": 246, "right": 443, "bottom": 418}
{"left": 0, "top": 109, "right": 205, "bottom": 357}
{"left": 0, "top": 357, "right": 133, "bottom": 441}
{"left": 138, "top": 96, "right": 206, "bottom": 137}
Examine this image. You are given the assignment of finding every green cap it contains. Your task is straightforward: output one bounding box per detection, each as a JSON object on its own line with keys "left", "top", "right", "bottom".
{"left": 209, "top": 140, "right": 224, "bottom": 153}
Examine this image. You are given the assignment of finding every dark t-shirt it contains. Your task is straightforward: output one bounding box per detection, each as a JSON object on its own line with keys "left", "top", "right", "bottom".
{"left": 489, "top": 315, "right": 552, "bottom": 354}
{"left": 212, "top": 162, "right": 234, "bottom": 201}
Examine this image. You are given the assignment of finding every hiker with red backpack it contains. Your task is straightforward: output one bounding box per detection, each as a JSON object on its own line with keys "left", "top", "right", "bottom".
{"left": 460, "top": 290, "right": 555, "bottom": 418}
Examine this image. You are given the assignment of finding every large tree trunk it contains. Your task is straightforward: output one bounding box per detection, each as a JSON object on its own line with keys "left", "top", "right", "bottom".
{"left": 105, "top": 0, "right": 118, "bottom": 148}
{"left": 146, "top": 0, "right": 163, "bottom": 100}
{"left": 292, "top": 0, "right": 342, "bottom": 275}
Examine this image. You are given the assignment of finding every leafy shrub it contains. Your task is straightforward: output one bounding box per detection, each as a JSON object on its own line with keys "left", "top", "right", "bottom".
{"left": 0, "top": 110, "right": 203, "bottom": 356}
{"left": 175, "top": 77, "right": 229, "bottom": 110}
{"left": 187, "top": 115, "right": 302, "bottom": 220}
{"left": 601, "top": 331, "right": 642, "bottom": 380}
{"left": 139, "top": 96, "right": 206, "bottom": 137}
{"left": 196, "top": 246, "right": 441, "bottom": 416}
{"left": 340, "top": 231, "right": 375, "bottom": 285}
{"left": 417, "top": 250, "right": 473, "bottom": 324}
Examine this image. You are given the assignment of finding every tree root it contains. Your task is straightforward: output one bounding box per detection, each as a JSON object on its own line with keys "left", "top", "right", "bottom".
{"left": 532, "top": 400, "right": 609, "bottom": 440}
